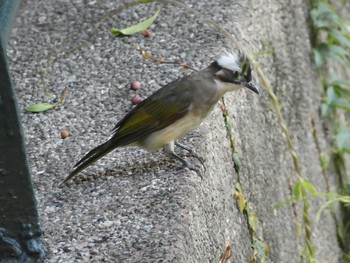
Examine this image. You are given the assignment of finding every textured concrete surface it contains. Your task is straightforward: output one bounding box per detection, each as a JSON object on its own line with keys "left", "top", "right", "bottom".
{"left": 8, "top": 0, "right": 342, "bottom": 262}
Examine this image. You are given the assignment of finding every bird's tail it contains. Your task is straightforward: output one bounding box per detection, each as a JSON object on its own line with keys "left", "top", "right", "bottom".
{"left": 59, "top": 139, "right": 117, "bottom": 186}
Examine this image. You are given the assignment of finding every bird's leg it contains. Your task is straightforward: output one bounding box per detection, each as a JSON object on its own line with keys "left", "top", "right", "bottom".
{"left": 163, "top": 141, "right": 203, "bottom": 178}
{"left": 174, "top": 141, "right": 205, "bottom": 166}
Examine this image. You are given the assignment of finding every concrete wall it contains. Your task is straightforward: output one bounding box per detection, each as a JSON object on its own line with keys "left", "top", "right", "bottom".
{"left": 9, "top": 0, "right": 342, "bottom": 262}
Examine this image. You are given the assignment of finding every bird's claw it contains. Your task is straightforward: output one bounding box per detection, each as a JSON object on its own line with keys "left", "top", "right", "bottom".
{"left": 175, "top": 142, "right": 206, "bottom": 167}
{"left": 176, "top": 160, "right": 203, "bottom": 179}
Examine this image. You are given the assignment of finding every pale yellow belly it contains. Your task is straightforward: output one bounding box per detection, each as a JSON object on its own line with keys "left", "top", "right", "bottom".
{"left": 137, "top": 112, "right": 204, "bottom": 152}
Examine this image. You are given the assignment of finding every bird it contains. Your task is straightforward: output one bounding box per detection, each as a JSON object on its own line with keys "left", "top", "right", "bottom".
{"left": 60, "top": 50, "right": 259, "bottom": 185}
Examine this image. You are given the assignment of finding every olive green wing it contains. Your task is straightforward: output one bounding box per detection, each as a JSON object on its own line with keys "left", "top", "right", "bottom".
{"left": 111, "top": 89, "right": 193, "bottom": 146}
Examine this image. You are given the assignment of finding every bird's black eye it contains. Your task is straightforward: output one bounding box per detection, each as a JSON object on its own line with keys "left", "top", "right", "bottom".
{"left": 233, "top": 71, "right": 241, "bottom": 79}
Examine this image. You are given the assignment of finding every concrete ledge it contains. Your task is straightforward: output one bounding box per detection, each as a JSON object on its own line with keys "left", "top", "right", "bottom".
{"left": 9, "top": 0, "right": 341, "bottom": 262}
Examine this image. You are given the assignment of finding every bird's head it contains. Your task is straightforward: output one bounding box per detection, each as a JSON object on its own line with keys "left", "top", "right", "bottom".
{"left": 213, "top": 51, "right": 259, "bottom": 95}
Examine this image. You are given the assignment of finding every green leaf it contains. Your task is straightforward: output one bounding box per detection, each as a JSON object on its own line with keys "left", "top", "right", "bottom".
{"left": 313, "top": 48, "right": 324, "bottom": 68}
{"left": 26, "top": 103, "right": 55, "bottom": 113}
{"left": 315, "top": 43, "right": 331, "bottom": 66}
{"left": 293, "top": 181, "right": 303, "bottom": 201}
{"left": 234, "top": 184, "right": 246, "bottom": 213}
{"left": 111, "top": 8, "right": 160, "bottom": 36}
{"left": 327, "top": 85, "right": 338, "bottom": 99}
{"left": 232, "top": 151, "right": 241, "bottom": 174}
{"left": 344, "top": 253, "right": 350, "bottom": 261}
{"left": 336, "top": 127, "right": 350, "bottom": 153}
{"left": 253, "top": 238, "right": 269, "bottom": 258}
{"left": 326, "top": 85, "right": 350, "bottom": 111}
{"left": 225, "top": 115, "right": 232, "bottom": 131}
{"left": 320, "top": 153, "right": 330, "bottom": 172}
{"left": 26, "top": 87, "right": 68, "bottom": 113}
{"left": 292, "top": 179, "right": 317, "bottom": 198}
{"left": 322, "top": 44, "right": 349, "bottom": 64}
{"left": 325, "top": 86, "right": 338, "bottom": 106}
{"left": 310, "top": 2, "right": 339, "bottom": 29}
{"left": 330, "top": 29, "right": 350, "bottom": 48}
{"left": 328, "top": 44, "right": 349, "bottom": 57}
{"left": 301, "top": 180, "right": 317, "bottom": 196}
{"left": 330, "top": 100, "right": 350, "bottom": 111}
{"left": 330, "top": 82, "right": 350, "bottom": 101}
{"left": 331, "top": 78, "right": 350, "bottom": 88}
{"left": 247, "top": 209, "right": 259, "bottom": 233}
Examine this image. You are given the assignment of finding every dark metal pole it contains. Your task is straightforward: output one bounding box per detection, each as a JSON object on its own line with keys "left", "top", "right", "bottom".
{"left": 0, "top": 0, "right": 20, "bottom": 46}
{"left": 0, "top": 0, "right": 45, "bottom": 261}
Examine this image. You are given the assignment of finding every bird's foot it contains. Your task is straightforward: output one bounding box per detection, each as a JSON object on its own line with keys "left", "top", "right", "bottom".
{"left": 170, "top": 151, "right": 204, "bottom": 179}
{"left": 175, "top": 142, "right": 206, "bottom": 167}
{"left": 175, "top": 159, "right": 203, "bottom": 179}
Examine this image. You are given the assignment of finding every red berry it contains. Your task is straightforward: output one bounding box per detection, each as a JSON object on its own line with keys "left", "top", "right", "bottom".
{"left": 131, "top": 94, "right": 142, "bottom": 105}
{"left": 130, "top": 81, "right": 141, "bottom": 90}
{"left": 60, "top": 129, "right": 70, "bottom": 139}
{"left": 142, "top": 29, "right": 152, "bottom": 37}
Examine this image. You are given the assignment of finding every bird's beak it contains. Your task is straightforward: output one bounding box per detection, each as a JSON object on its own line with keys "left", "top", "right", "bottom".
{"left": 244, "top": 81, "right": 259, "bottom": 94}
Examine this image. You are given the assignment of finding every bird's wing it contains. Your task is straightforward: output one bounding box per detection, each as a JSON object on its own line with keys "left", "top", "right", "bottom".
{"left": 111, "top": 86, "right": 193, "bottom": 146}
